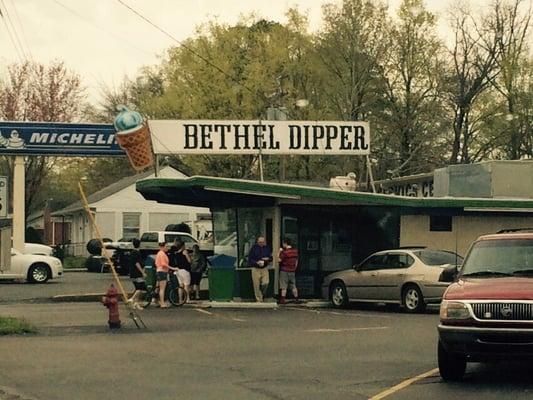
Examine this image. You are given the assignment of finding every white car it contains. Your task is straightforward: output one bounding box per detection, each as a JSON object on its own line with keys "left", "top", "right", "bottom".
{"left": 0, "top": 249, "right": 64, "bottom": 283}
{"left": 24, "top": 242, "right": 54, "bottom": 256}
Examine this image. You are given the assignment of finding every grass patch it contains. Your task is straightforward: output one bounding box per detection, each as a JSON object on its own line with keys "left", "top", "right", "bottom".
{"left": 0, "top": 316, "right": 37, "bottom": 335}
{"left": 62, "top": 255, "right": 87, "bottom": 269}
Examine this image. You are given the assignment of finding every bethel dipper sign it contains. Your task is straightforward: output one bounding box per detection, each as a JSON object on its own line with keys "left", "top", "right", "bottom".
{"left": 148, "top": 120, "right": 370, "bottom": 155}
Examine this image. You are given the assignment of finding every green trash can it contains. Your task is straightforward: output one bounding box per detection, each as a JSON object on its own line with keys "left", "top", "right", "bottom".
{"left": 208, "top": 254, "right": 236, "bottom": 301}
{"left": 143, "top": 255, "right": 157, "bottom": 292}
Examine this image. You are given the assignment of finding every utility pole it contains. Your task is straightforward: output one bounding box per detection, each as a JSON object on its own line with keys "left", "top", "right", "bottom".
{"left": 267, "top": 75, "right": 288, "bottom": 182}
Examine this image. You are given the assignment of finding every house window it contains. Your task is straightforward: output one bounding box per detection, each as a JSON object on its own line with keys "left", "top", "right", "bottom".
{"left": 122, "top": 213, "right": 141, "bottom": 239}
{"left": 430, "top": 215, "right": 452, "bottom": 232}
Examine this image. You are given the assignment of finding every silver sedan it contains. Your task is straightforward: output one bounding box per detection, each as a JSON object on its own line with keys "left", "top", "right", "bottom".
{"left": 322, "top": 248, "right": 463, "bottom": 313}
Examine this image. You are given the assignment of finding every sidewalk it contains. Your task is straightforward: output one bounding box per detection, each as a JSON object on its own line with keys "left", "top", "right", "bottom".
{"left": 51, "top": 292, "right": 330, "bottom": 309}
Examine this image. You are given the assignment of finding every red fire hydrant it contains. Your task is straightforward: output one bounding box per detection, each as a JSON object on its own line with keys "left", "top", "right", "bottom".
{"left": 102, "top": 284, "right": 121, "bottom": 329}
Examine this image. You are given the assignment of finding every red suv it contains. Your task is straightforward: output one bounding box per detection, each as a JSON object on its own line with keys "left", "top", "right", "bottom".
{"left": 437, "top": 229, "right": 533, "bottom": 381}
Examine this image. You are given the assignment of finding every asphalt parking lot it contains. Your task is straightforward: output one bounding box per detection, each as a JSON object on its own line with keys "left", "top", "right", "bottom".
{"left": 1, "top": 273, "right": 533, "bottom": 400}
{"left": 0, "top": 270, "right": 130, "bottom": 303}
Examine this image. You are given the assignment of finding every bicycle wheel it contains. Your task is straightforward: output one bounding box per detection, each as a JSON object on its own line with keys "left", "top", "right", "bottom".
{"left": 141, "top": 289, "right": 155, "bottom": 308}
{"left": 168, "top": 286, "right": 187, "bottom": 307}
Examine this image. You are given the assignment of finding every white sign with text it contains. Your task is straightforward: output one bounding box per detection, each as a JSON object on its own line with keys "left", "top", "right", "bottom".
{"left": 148, "top": 120, "right": 370, "bottom": 155}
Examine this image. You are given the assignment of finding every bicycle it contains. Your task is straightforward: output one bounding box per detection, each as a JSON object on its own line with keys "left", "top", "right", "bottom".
{"left": 141, "top": 270, "right": 187, "bottom": 308}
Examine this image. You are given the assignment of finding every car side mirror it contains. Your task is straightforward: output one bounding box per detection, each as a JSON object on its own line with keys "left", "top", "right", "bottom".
{"left": 439, "top": 264, "right": 458, "bottom": 283}
{"left": 353, "top": 264, "right": 361, "bottom": 271}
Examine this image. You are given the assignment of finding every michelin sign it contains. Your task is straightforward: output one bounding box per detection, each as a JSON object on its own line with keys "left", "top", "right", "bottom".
{"left": 0, "top": 122, "right": 123, "bottom": 156}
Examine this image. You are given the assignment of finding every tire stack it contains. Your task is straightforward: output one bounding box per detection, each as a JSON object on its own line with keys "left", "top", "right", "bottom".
{"left": 85, "top": 239, "right": 108, "bottom": 273}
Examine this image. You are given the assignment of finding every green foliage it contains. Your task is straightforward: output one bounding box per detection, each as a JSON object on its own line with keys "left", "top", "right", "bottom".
{"left": 0, "top": 316, "right": 36, "bottom": 335}
{"left": 94, "top": 0, "right": 532, "bottom": 183}
{"left": 62, "top": 256, "right": 86, "bottom": 269}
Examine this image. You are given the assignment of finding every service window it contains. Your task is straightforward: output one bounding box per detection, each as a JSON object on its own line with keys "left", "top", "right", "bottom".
{"left": 122, "top": 213, "right": 141, "bottom": 240}
{"left": 430, "top": 216, "right": 452, "bottom": 232}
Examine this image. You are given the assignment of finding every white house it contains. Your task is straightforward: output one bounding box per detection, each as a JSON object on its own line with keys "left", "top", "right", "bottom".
{"left": 52, "top": 166, "right": 210, "bottom": 256}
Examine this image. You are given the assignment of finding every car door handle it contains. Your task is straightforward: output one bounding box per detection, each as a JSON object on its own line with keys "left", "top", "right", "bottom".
{"left": 370, "top": 273, "right": 378, "bottom": 277}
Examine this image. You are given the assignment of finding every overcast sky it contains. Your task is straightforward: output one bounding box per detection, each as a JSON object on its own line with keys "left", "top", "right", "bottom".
{"left": 0, "top": 0, "right": 492, "bottom": 104}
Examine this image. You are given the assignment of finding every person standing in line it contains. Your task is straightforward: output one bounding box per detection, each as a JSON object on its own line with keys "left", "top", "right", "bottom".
{"left": 190, "top": 244, "right": 207, "bottom": 300}
{"left": 127, "top": 238, "right": 146, "bottom": 309}
{"left": 278, "top": 238, "right": 299, "bottom": 305}
{"left": 170, "top": 240, "right": 192, "bottom": 303}
{"left": 248, "top": 236, "right": 272, "bottom": 302}
{"left": 155, "top": 242, "right": 170, "bottom": 308}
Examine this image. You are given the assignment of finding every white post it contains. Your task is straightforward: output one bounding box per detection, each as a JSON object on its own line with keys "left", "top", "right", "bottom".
{"left": 12, "top": 156, "right": 25, "bottom": 252}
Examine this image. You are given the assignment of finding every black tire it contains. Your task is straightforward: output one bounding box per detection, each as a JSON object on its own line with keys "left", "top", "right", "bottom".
{"left": 168, "top": 286, "right": 187, "bottom": 307}
{"left": 402, "top": 285, "right": 426, "bottom": 313}
{"left": 438, "top": 341, "right": 466, "bottom": 381}
{"left": 330, "top": 281, "right": 349, "bottom": 309}
{"left": 141, "top": 289, "right": 155, "bottom": 308}
{"left": 86, "top": 239, "right": 103, "bottom": 256}
{"left": 28, "top": 263, "right": 50, "bottom": 283}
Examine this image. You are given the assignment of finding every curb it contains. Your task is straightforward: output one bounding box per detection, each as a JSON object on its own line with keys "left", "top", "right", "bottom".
{"left": 63, "top": 268, "right": 87, "bottom": 273}
{"left": 51, "top": 294, "right": 331, "bottom": 309}
{"left": 51, "top": 293, "right": 119, "bottom": 302}
{"left": 204, "top": 301, "right": 279, "bottom": 309}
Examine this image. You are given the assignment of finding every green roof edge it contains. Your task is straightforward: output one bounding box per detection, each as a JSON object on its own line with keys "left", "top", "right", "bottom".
{"left": 136, "top": 176, "right": 533, "bottom": 209}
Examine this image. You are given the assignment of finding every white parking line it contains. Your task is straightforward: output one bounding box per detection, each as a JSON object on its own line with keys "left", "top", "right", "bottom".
{"left": 194, "top": 308, "right": 245, "bottom": 322}
{"left": 305, "top": 327, "right": 389, "bottom": 333}
{"left": 368, "top": 368, "right": 439, "bottom": 400}
{"left": 288, "top": 307, "right": 391, "bottom": 318}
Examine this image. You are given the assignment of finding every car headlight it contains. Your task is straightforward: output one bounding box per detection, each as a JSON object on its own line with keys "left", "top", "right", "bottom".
{"left": 440, "top": 301, "right": 471, "bottom": 320}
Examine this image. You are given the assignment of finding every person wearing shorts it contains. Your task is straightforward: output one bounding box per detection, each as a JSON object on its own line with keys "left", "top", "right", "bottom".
{"left": 278, "top": 238, "right": 299, "bottom": 305}
{"left": 170, "top": 240, "right": 192, "bottom": 302}
{"left": 190, "top": 244, "right": 206, "bottom": 300}
{"left": 155, "top": 242, "right": 170, "bottom": 308}
{"left": 127, "top": 238, "right": 146, "bottom": 309}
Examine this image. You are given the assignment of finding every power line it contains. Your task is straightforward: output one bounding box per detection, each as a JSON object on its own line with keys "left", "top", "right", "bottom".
{"left": 0, "top": 0, "right": 30, "bottom": 60}
{"left": 6, "top": 0, "right": 34, "bottom": 61}
{"left": 114, "top": 0, "right": 265, "bottom": 101}
{"left": 51, "top": 0, "right": 154, "bottom": 57}
{"left": 0, "top": 0, "right": 25, "bottom": 62}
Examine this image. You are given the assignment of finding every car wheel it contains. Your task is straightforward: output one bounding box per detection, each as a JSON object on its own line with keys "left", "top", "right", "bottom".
{"left": 330, "top": 281, "right": 349, "bottom": 309}
{"left": 438, "top": 341, "right": 466, "bottom": 381}
{"left": 28, "top": 263, "right": 50, "bottom": 283}
{"left": 402, "top": 285, "right": 426, "bottom": 313}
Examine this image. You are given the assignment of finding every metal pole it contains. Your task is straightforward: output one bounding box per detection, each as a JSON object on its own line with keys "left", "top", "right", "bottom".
{"left": 258, "top": 120, "right": 264, "bottom": 181}
{"left": 154, "top": 154, "right": 160, "bottom": 177}
{"left": 366, "top": 155, "right": 376, "bottom": 193}
{"left": 12, "top": 156, "right": 25, "bottom": 252}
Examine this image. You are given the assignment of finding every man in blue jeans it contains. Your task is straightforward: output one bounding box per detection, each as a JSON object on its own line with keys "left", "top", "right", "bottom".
{"left": 248, "top": 236, "right": 272, "bottom": 302}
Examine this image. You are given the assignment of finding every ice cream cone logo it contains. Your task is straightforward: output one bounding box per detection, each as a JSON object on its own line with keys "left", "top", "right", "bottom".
{"left": 114, "top": 106, "right": 153, "bottom": 171}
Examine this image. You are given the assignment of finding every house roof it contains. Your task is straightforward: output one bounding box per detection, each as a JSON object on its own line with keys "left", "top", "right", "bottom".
{"left": 53, "top": 166, "right": 180, "bottom": 216}
{"left": 136, "top": 175, "right": 533, "bottom": 211}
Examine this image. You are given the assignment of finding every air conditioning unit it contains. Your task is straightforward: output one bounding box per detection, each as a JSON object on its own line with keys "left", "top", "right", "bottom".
{"left": 329, "top": 172, "right": 357, "bottom": 191}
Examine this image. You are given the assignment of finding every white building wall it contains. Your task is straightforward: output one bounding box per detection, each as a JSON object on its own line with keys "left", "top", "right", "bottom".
{"left": 401, "top": 214, "right": 533, "bottom": 257}
{"left": 67, "top": 167, "right": 210, "bottom": 256}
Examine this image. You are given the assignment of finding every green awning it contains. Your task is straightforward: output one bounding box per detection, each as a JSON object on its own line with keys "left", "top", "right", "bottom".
{"left": 136, "top": 176, "right": 533, "bottom": 212}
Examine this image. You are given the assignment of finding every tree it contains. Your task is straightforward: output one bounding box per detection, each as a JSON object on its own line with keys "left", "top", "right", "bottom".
{"left": 379, "top": 0, "right": 447, "bottom": 176}
{"left": 0, "top": 61, "right": 85, "bottom": 214}
{"left": 490, "top": 0, "right": 532, "bottom": 159}
{"left": 310, "top": 0, "right": 389, "bottom": 181}
{"left": 445, "top": 3, "right": 503, "bottom": 164}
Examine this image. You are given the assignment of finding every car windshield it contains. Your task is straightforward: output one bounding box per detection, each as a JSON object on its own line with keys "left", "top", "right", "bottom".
{"left": 413, "top": 250, "right": 463, "bottom": 266}
{"left": 461, "top": 239, "right": 533, "bottom": 276}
